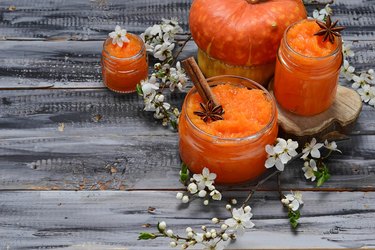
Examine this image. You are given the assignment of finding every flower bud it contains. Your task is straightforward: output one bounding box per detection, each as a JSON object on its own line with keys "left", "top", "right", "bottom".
{"left": 205, "top": 232, "right": 211, "bottom": 238}
{"left": 182, "top": 195, "right": 189, "bottom": 203}
{"left": 211, "top": 218, "right": 219, "bottom": 224}
{"left": 186, "top": 227, "right": 193, "bottom": 233}
{"left": 226, "top": 204, "right": 232, "bottom": 210}
{"left": 203, "top": 200, "right": 209, "bottom": 206}
{"left": 221, "top": 224, "right": 228, "bottom": 230}
{"left": 170, "top": 241, "right": 177, "bottom": 247}
{"left": 198, "top": 190, "right": 207, "bottom": 197}
{"left": 176, "top": 192, "right": 183, "bottom": 200}
{"left": 244, "top": 206, "right": 251, "bottom": 213}
{"left": 158, "top": 221, "right": 167, "bottom": 231}
{"left": 231, "top": 199, "right": 237, "bottom": 205}
{"left": 222, "top": 233, "right": 229, "bottom": 241}
{"left": 166, "top": 229, "right": 173, "bottom": 237}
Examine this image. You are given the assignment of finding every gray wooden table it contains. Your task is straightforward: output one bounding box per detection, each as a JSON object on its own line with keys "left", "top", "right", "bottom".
{"left": 0, "top": 0, "right": 374, "bottom": 249}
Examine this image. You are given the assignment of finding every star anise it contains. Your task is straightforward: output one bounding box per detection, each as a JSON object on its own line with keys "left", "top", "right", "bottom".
{"left": 314, "top": 15, "right": 345, "bottom": 44}
{"left": 193, "top": 100, "right": 224, "bottom": 123}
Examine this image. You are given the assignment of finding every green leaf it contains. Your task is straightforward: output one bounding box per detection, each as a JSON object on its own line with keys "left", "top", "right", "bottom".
{"left": 136, "top": 84, "right": 143, "bottom": 96}
{"left": 316, "top": 164, "right": 331, "bottom": 187}
{"left": 170, "top": 119, "right": 178, "bottom": 130}
{"left": 288, "top": 210, "right": 301, "bottom": 229}
{"left": 138, "top": 232, "right": 156, "bottom": 240}
{"left": 180, "top": 163, "right": 189, "bottom": 183}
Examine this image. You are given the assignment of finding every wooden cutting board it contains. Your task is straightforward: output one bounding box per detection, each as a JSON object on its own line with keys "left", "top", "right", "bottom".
{"left": 268, "top": 80, "right": 363, "bottom": 144}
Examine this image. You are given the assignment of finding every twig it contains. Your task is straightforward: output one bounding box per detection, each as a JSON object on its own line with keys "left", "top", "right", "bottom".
{"left": 171, "top": 34, "right": 192, "bottom": 66}
{"left": 242, "top": 170, "right": 280, "bottom": 208}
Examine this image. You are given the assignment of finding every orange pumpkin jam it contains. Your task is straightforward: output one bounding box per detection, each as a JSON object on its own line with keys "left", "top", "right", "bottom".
{"left": 187, "top": 84, "right": 273, "bottom": 138}
{"left": 179, "top": 76, "right": 278, "bottom": 184}
{"left": 274, "top": 19, "right": 343, "bottom": 116}
{"left": 287, "top": 19, "right": 337, "bottom": 57}
{"left": 101, "top": 33, "right": 148, "bottom": 93}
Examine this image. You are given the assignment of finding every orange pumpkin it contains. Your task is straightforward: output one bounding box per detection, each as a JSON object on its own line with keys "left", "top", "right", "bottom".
{"left": 189, "top": 0, "right": 307, "bottom": 85}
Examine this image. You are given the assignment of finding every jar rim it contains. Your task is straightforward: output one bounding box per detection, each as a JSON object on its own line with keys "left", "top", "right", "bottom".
{"left": 183, "top": 75, "right": 277, "bottom": 142}
{"left": 283, "top": 19, "right": 342, "bottom": 60}
{"left": 102, "top": 33, "right": 146, "bottom": 61}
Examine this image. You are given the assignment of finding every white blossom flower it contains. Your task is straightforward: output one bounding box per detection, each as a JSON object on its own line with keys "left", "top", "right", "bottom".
{"left": 187, "top": 183, "right": 198, "bottom": 194}
{"left": 109, "top": 25, "right": 130, "bottom": 48}
{"left": 358, "top": 84, "right": 375, "bottom": 104}
{"left": 312, "top": 4, "right": 332, "bottom": 21}
{"left": 352, "top": 72, "right": 372, "bottom": 89}
{"left": 301, "top": 138, "right": 324, "bottom": 160}
{"left": 265, "top": 144, "right": 285, "bottom": 171}
{"left": 224, "top": 207, "right": 254, "bottom": 235}
{"left": 343, "top": 42, "right": 355, "bottom": 58}
{"left": 153, "top": 41, "right": 175, "bottom": 61}
{"left": 169, "top": 61, "right": 188, "bottom": 91}
{"left": 285, "top": 191, "right": 303, "bottom": 211}
{"left": 324, "top": 140, "right": 342, "bottom": 153}
{"left": 274, "top": 138, "right": 299, "bottom": 164}
{"left": 341, "top": 60, "right": 355, "bottom": 81}
{"left": 302, "top": 159, "right": 318, "bottom": 181}
{"left": 193, "top": 167, "right": 217, "bottom": 190}
{"left": 210, "top": 190, "right": 222, "bottom": 201}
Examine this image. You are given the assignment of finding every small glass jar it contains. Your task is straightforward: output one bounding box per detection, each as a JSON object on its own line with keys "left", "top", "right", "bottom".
{"left": 101, "top": 33, "right": 148, "bottom": 93}
{"left": 179, "top": 75, "right": 278, "bottom": 185}
{"left": 274, "top": 19, "right": 343, "bottom": 116}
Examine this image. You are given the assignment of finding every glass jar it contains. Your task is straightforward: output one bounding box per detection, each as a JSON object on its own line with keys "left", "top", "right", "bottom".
{"left": 274, "top": 19, "right": 343, "bottom": 116}
{"left": 101, "top": 33, "right": 148, "bottom": 93}
{"left": 179, "top": 75, "right": 278, "bottom": 185}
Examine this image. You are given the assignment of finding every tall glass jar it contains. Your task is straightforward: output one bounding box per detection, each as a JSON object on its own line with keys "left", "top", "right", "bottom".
{"left": 274, "top": 19, "right": 343, "bottom": 116}
{"left": 179, "top": 75, "right": 278, "bottom": 185}
{"left": 101, "top": 33, "right": 148, "bottom": 93}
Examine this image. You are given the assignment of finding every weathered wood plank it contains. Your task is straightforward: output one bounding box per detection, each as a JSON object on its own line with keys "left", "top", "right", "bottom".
{"left": 0, "top": 191, "right": 374, "bottom": 249}
{"left": 0, "top": 0, "right": 374, "bottom": 41}
{"left": 0, "top": 89, "right": 374, "bottom": 191}
{"left": 0, "top": 40, "right": 197, "bottom": 88}
{"left": 0, "top": 40, "right": 373, "bottom": 89}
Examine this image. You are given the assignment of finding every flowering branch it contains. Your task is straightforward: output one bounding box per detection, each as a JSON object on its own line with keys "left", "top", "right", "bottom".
{"left": 137, "top": 18, "right": 189, "bottom": 129}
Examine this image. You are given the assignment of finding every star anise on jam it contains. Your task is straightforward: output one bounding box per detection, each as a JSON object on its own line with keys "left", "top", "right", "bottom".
{"left": 194, "top": 100, "right": 224, "bottom": 123}
{"left": 314, "top": 15, "right": 345, "bottom": 44}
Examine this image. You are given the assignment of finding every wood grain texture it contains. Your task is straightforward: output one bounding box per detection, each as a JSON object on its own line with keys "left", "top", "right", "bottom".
{"left": 0, "top": 0, "right": 374, "bottom": 41}
{"left": 0, "top": 90, "right": 374, "bottom": 191}
{"left": 0, "top": 191, "right": 374, "bottom": 249}
{"left": 0, "top": 39, "right": 373, "bottom": 89}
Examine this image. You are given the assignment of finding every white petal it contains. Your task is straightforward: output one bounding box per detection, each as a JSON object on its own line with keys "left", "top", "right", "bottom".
{"left": 202, "top": 167, "right": 210, "bottom": 177}
{"left": 242, "top": 220, "right": 255, "bottom": 229}
{"left": 265, "top": 145, "right": 275, "bottom": 155}
{"left": 279, "top": 152, "right": 291, "bottom": 164}
{"left": 275, "top": 159, "right": 285, "bottom": 171}
{"left": 265, "top": 157, "right": 276, "bottom": 169}
{"left": 224, "top": 219, "right": 237, "bottom": 228}
{"left": 310, "top": 148, "right": 321, "bottom": 158}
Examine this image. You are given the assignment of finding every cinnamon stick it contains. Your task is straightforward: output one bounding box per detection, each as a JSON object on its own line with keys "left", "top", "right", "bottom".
{"left": 181, "top": 57, "right": 219, "bottom": 106}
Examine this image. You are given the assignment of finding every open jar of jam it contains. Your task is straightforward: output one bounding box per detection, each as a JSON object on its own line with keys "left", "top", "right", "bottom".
{"left": 179, "top": 75, "right": 278, "bottom": 184}
{"left": 101, "top": 33, "right": 148, "bottom": 93}
{"left": 274, "top": 19, "right": 343, "bottom": 116}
